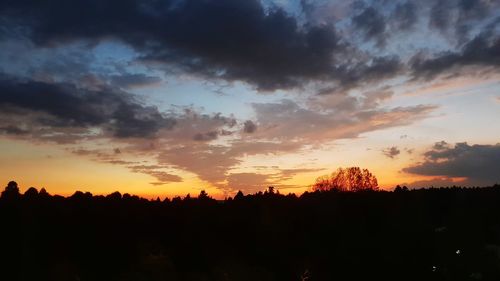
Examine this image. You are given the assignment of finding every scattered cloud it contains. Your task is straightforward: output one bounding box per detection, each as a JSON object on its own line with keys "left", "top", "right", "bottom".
{"left": 274, "top": 168, "right": 325, "bottom": 181}
{"left": 129, "top": 165, "right": 182, "bottom": 185}
{"left": 382, "top": 146, "right": 400, "bottom": 159}
{"left": 251, "top": 99, "right": 436, "bottom": 143}
{"left": 243, "top": 120, "right": 257, "bottom": 134}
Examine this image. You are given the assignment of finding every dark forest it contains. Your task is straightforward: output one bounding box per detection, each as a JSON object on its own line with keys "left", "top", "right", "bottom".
{"left": 2, "top": 181, "right": 500, "bottom": 281}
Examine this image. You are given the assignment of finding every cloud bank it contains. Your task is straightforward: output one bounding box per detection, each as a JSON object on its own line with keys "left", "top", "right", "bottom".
{"left": 404, "top": 141, "right": 500, "bottom": 186}
{"left": 1, "top": 0, "right": 499, "bottom": 193}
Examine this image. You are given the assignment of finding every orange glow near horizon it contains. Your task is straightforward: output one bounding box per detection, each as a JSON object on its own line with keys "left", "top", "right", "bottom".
{"left": 1, "top": 0, "right": 500, "bottom": 201}
{"left": 1, "top": 76, "right": 498, "bottom": 200}
{"left": 0, "top": 137, "right": 430, "bottom": 200}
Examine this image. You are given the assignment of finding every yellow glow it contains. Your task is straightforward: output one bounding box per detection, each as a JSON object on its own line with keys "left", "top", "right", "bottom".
{"left": 0, "top": 139, "right": 223, "bottom": 199}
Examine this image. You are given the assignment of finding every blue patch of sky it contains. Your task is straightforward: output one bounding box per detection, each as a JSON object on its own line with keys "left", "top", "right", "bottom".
{"left": 91, "top": 41, "right": 138, "bottom": 74}
{"left": 0, "top": 39, "right": 93, "bottom": 80}
{"left": 87, "top": 40, "right": 288, "bottom": 118}
{"left": 261, "top": 0, "right": 304, "bottom": 17}
{"left": 131, "top": 78, "right": 290, "bottom": 120}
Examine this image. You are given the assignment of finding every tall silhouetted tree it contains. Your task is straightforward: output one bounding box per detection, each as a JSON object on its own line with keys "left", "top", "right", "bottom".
{"left": 1, "top": 181, "right": 20, "bottom": 200}
{"left": 312, "top": 167, "right": 379, "bottom": 191}
{"left": 234, "top": 190, "right": 245, "bottom": 200}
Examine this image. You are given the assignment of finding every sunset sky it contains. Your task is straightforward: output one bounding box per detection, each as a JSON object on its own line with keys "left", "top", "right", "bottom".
{"left": 1, "top": 0, "right": 500, "bottom": 198}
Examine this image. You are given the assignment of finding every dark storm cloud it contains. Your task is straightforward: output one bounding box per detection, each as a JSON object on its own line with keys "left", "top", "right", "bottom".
{"left": 0, "top": 0, "right": 343, "bottom": 91}
{"left": 427, "top": 0, "right": 500, "bottom": 41}
{"left": 403, "top": 177, "right": 465, "bottom": 189}
{"left": 429, "top": 1, "right": 453, "bottom": 32}
{"left": 140, "top": 4, "right": 340, "bottom": 91}
{"left": 403, "top": 142, "right": 500, "bottom": 184}
{"left": 352, "top": 6, "right": 386, "bottom": 45}
{"left": 428, "top": 0, "right": 483, "bottom": 31}
{"left": 411, "top": 32, "right": 500, "bottom": 79}
{"left": 300, "top": 0, "right": 315, "bottom": 19}
{"left": 335, "top": 56, "right": 402, "bottom": 89}
{"left": 7, "top": 0, "right": 499, "bottom": 93}
{"left": 1, "top": 0, "right": 437, "bottom": 92}
{"left": 0, "top": 76, "right": 175, "bottom": 138}
{"left": 460, "top": 0, "right": 497, "bottom": 26}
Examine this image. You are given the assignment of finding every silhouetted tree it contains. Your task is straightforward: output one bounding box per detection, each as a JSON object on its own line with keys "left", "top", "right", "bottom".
{"left": 312, "top": 175, "right": 331, "bottom": 192}
{"left": 70, "top": 190, "right": 85, "bottom": 200}
{"left": 312, "top": 167, "right": 378, "bottom": 191}
{"left": 23, "top": 187, "right": 39, "bottom": 199}
{"left": 234, "top": 190, "right": 245, "bottom": 200}
{"left": 198, "top": 190, "right": 209, "bottom": 200}
{"left": 394, "top": 185, "right": 409, "bottom": 192}
{"left": 3, "top": 180, "right": 500, "bottom": 281}
{"left": 1, "top": 181, "right": 20, "bottom": 200}
{"left": 38, "top": 187, "right": 50, "bottom": 198}
{"left": 266, "top": 186, "right": 275, "bottom": 194}
{"left": 107, "top": 191, "right": 122, "bottom": 200}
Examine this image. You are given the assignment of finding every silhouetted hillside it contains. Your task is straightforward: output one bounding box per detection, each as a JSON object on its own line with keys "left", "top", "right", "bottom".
{"left": 2, "top": 181, "right": 500, "bottom": 281}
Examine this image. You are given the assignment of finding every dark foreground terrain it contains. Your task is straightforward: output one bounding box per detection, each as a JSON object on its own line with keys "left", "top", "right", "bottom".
{"left": 2, "top": 182, "right": 500, "bottom": 281}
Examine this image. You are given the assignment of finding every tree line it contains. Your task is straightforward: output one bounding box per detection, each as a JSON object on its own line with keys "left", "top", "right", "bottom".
{"left": 2, "top": 179, "right": 500, "bottom": 281}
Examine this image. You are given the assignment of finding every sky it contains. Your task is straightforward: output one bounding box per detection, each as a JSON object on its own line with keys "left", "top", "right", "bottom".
{"left": 1, "top": 0, "right": 500, "bottom": 198}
